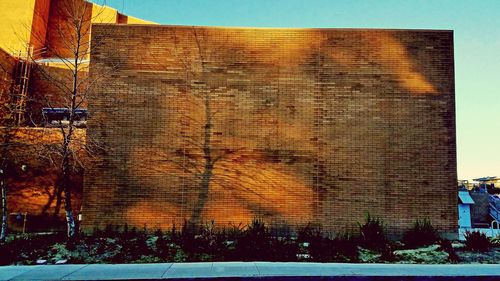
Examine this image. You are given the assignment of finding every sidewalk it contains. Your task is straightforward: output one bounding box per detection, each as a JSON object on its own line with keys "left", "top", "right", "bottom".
{"left": 1, "top": 262, "right": 500, "bottom": 280}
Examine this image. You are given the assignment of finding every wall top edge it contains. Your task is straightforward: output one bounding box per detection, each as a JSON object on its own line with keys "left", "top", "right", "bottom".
{"left": 91, "top": 23, "right": 453, "bottom": 33}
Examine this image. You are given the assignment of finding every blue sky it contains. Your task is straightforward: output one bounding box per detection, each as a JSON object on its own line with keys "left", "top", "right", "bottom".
{"left": 98, "top": 0, "right": 500, "bottom": 180}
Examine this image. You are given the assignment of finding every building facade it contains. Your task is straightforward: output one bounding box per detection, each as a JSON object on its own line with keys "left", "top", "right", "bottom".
{"left": 0, "top": 0, "right": 153, "bottom": 58}
{"left": 0, "top": 1, "right": 153, "bottom": 228}
{"left": 84, "top": 25, "right": 457, "bottom": 236}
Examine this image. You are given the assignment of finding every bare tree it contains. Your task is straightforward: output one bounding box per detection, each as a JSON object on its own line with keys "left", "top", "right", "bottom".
{"left": 0, "top": 111, "right": 17, "bottom": 242}
{"left": 0, "top": 120, "right": 24, "bottom": 242}
{"left": 27, "top": 0, "right": 114, "bottom": 238}
{"left": 189, "top": 27, "right": 214, "bottom": 226}
{"left": 0, "top": 47, "right": 30, "bottom": 241}
{"left": 161, "top": 27, "right": 253, "bottom": 227}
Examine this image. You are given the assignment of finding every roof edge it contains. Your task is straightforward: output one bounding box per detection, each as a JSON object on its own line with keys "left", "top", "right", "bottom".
{"left": 91, "top": 23, "right": 453, "bottom": 32}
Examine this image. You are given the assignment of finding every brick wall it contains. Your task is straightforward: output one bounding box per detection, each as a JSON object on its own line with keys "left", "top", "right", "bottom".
{"left": 84, "top": 25, "right": 457, "bottom": 236}
{"left": 0, "top": 48, "right": 16, "bottom": 122}
{"left": 29, "top": 0, "right": 52, "bottom": 54}
{"left": 0, "top": 48, "right": 16, "bottom": 96}
{"left": 0, "top": 127, "right": 85, "bottom": 231}
{"left": 28, "top": 63, "right": 89, "bottom": 123}
{"left": 45, "top": 0, "right": 93, "bottom": 59}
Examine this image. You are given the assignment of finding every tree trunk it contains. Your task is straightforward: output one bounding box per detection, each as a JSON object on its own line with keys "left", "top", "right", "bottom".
{"left": 0, "top": 130, "right": 14, "bottom": 242}
{"left": 190, "top": 88, "right": 213, "bottom": 226}
{"left": 41, "top": 186, "right": 57, "bottom": 216}
{"left": 0, "top": 172, "right": 7, "bottom": 242}
{"left": 52, "top": 177, "right": 64, "bottom": 217}
{"left": 61, "top": 156, "right": 76, "bottom": 238}
{"left": 190, "top": 163, "right": 213, "bottom": 226}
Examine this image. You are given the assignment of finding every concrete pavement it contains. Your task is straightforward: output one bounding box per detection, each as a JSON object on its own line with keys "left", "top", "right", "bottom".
{"left": 1, "top": 262, "right": 500, "bottom": 280}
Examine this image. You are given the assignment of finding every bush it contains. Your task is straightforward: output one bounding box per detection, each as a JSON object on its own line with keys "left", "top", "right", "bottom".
{"left": 0, "top": 233, "right": 65, "bottom": 265}
{"left": 297, "top": 223, "right": 321, "bottom": 243}
{"left": 491, "top": 235, "right": 500, "bottom": 247}
{"left": 358, "top": 248, "right": 381, "bottom": 263}
{"left": 394, "top": 245, "right": 449, "bottom": 264}
{"left": 234, "top": 218, "right": 272, "bottom": 261}
{"left": 464, "top": 231, "right": 491, "bottom": 252}
{"left": 192, "top": 221, "right": 228, "bottom": 261}
{"left": 358, "top": 214, "right": 387, "bottom": 251}
{"left": 332, "top": 233, "right": 359, "bottom": 262}
{"left": 308, "top": 232, "right": 358, "bottom": 262}
{"left": 403, "top": 219, "right": 440, "bottom": 249}
{"left": 268, "top": 236, "right": 298, "bottom": 261}
{"left": 438, "top": 239, "right": 459, "bottom": 263}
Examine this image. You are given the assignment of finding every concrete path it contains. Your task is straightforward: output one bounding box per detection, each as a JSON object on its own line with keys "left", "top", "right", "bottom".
{"left": 0, "top": 262, "right": 499, "bottom": 280}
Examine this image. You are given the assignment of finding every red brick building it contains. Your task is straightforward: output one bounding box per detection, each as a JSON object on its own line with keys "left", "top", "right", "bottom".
{"left": 84, "top": 25, "right": 457, "bottom": 237}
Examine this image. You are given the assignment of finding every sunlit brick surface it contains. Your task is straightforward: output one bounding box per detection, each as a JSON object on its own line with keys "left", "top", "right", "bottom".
{"left": 84, "top": 25, "right": 456, "bottom": 236}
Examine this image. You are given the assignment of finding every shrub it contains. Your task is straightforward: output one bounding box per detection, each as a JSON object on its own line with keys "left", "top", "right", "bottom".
{"left": 234, "top": 218, "right": 273, "bottom": 261}
{"left": 438, "top": 239, "right": 459, "bottom": 263}
{"left": 307, "top": 234, "right": 328, "bottom": 262}
{"left": 464, "top": 231, "right": 491, "bottom": 252}
{"left": 379, "top": 243, "right": 396, "bottom": 262}
{"left": 102, "top": 226, "right": 153, "bottom": 263}
{"left": 358, "top": 248, "right": 381, "bottom": 263}
{"left": 394, "top": 245, "right": 449, "bottom": 264}
{"left": 221, "top": 223, "right": 245, "bottom": 242}
{"left": 332, "top": 233, "right": 359, "bottom": 262}
{"left": 193, "top": 221, "right": 228, "bottom": 261}
{"left": 268, "top": 236, "right": 298, "bottom": 261}
{"left": 358, "top": 213, "right": 387, "bottom": 251}
{"left": 93, "top": 225, "right": 120, "bottom": 239}
{"left": 0, "top": 233, "right": 66, "bottom": 265}
{"left": 147, "top": 227, "right": 188, "bottom": 262}
{"left": 172, "top": 221, "right": 202, "bottom": 261}
{"left": 308, "top": 232, "right": 358, "bottom": 262}
{"left": 403, "top": 219, "right": 440, "bottom": 249}
{"left": 491, "top": 235, "right": 500, "bottom": 247}
{"left": 297, "top": 223, "right": 321, "bottom": 243}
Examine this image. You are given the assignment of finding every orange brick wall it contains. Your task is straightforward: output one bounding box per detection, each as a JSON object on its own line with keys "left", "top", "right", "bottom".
{"left": 0, "top": 48, "right": 16, "bottom": 95}
{"left": 45, "top": 0, "right": 92, "bottom": 59}
{"left": 0, "top": 128, "right": 85, "bottom": 231}
{"left": 117, "top": 13, "right": 127, "bottom": 24}
{"left": 84, "top": 25, "right": 457, "bottom": 236}
{"left": 0, "top": 48, "right": 17, "bottom": 121}
{"left": 29, "top": 0, "right": 52, "bottom": 54}
{"left": 28, "top": 64, "right": 88, "bottom": 123}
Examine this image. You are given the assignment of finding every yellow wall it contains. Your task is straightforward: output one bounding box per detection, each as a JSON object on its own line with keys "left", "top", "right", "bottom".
{"left": 0, "top": 0, "right": 155, "bottom": 57}
{"left": 127, "top": 16, "right": 157, "bottom": 25}
{"left": 0, "top": 0, "right": 36, "bottom": 55}
{"left": 91, "top": 3, "right": 117, "bottom": 24}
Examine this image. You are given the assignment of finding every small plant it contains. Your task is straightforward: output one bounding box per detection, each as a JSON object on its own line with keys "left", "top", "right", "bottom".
{"left": 332, "top": 232, "right": 359, "bottom": 262}
{"left": 379, "top": 243, "right": 396, "bottom": 262}
{"left": 0, "top": 233, "right": 66, "bottom": 265}
{"left": 308, "top": 232, "right": 358, "bottom": 262}
{"left": 464, "top": 231, "right": 491, "bottom": 252}
{"left": 403, "top": 219, "right": 440, "bottom": 249}
{"left": 269, "top": 236, "right": 298, "bottom": 261}
{"left": 234, "top": 218, "right": 272, "bottom": 261}
{"left": 93, "top": 224, "right": 119, "bottom": 238}
{"left": 358, "top": 213, "right": 387, "bottom": 251}
{"left": 194, "top": 221, "right": 227, "bottom": 261}
{"left": 297, "top": 223, "right": 321, "bottom": 243}
{"left": 394, "top": 245, "right": 449, "bottom": 264}
{"left": 491, "top": 235, "right": 500, "bottom": 247}
{"left": 438, "top": 239, "right": 459, "bottom": 263}
{"left": 173, "top": 220, "right": 200, "bottom": 260}
{"left": 111, "top": 226, "right": 152, "bottom": 263}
